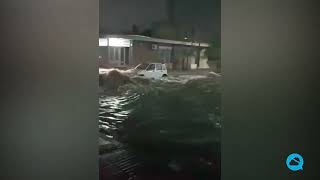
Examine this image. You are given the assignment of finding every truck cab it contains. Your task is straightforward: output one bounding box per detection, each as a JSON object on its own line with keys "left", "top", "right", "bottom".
{"left": 135, "top": 63, "right": 168, "bottom": 79}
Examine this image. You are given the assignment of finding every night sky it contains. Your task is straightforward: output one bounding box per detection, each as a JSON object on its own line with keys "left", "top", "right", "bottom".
{"left": 100, "top": 0, "right": 220, "bottom": 44}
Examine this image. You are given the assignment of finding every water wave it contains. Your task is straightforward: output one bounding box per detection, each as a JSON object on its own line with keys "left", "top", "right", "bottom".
{"left": 99, "top": 70, "right": 221, "bottom": 150}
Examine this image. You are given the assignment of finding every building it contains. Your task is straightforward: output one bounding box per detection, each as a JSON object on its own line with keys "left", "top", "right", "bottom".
{"left": 98, "top": 34, "right": 210, "bottom": 70}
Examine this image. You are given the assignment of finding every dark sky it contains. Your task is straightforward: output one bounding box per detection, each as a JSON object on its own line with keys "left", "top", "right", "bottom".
{"left": 100, "top": 0, "right": 220, "bottom": 43}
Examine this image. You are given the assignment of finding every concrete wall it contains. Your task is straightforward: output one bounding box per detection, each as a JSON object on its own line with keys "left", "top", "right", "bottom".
{"left": 131, "top": 41, "right": 176, "bottom": 67}
{"left": 98, "top": 47, "right": 112, "bottom": 68}
{"left": 172, "top": 46, "right": 210, "bottom": 70}
{"left": 132, "top": 41, "right": 160, "bottom": 65}
{"left": 199, "top": 49, "right": 210, "bottom": 69}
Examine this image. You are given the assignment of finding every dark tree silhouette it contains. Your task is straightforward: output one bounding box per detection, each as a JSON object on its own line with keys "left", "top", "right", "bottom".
{"left": 132, "top": 24, "right": 139, "bottom": 34}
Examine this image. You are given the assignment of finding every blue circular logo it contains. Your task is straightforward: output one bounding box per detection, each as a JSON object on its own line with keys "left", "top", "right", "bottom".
{"left": 286, "top": 153, "right": 304, "bottom": 171}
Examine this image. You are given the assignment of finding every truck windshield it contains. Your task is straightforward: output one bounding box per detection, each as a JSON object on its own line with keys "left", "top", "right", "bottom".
{"left": 135, "top": 63, "right": 149, "bottom": 70}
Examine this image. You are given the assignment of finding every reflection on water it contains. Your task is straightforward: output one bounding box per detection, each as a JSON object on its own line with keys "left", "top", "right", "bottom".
{"left": 99, "top": 74, "right": 221, "bottom": 179}
{"left": 99, "top": 93, "right": 140, "bottom": 139}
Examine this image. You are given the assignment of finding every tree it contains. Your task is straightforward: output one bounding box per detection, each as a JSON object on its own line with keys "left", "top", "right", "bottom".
{"left": 132, "top": 24, "right": 139, "bottom": 34}
{"left": 141, "top": 29, "right": 152, "bottom": 37}
{"left": 205, "top": 41, "right": 221, "bottom": 72}
{"left": 206, "top": 41, "right": 220, "bottom": 61}
{"left": 151, "top": 21, "right": 177, "bottom": 40}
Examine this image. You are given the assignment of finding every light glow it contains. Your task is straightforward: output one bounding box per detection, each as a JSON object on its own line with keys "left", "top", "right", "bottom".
{"left": 99, "top": 38, "right": 108, "bottom": 46}
{"left": 108, "top": 38, "right": 131, "bottom": 47}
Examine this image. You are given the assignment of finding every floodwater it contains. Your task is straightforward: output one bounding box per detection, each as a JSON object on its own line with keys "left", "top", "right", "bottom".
{"left": 99, "top": 72, "right": 221, "bottom": 180}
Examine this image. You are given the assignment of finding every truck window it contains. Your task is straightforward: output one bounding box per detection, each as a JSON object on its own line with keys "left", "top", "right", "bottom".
{"left": 146, "top": 64, "right": 155, "bottom": 71}
{"left": 155, "top": 64, "right": 162, "bottom": 71}
{"left": 162, "top": 64, "right": 167, "bottom": 70}
{"left": 135, "top": 63, "right": 149, "bottom": 70}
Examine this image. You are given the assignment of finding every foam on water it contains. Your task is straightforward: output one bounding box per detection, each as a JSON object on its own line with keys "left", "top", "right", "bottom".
{"left": 99, "top": 71, "right": 221, "bottom": 150}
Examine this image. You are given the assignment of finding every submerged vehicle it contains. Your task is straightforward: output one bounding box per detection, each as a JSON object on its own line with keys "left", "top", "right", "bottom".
{"left": 135, "top": 63, "right": 168, "bottom": 79}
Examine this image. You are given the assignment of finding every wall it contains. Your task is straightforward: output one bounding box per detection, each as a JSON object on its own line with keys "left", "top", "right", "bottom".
{"left": 132, "top": 41, "right": 175, "bottom": 66}
{"left": 199, "top": 48, "right": 210, "bottom": 69}
{"left": 172, "top": 46, "right": 210, "bottom": 70}
{"left": 132, "top": 41, "right": 160, "bottom": 65}
{"left": 98, "top": 47, "right": 112, "bottom": 68}
{"left": 2, "top": 0, "right": 99, "bottom": 179}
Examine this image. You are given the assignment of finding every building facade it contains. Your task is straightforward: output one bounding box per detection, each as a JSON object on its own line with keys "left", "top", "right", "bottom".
{"left": 98, "top": 35, "right": 210, "bottom": 70}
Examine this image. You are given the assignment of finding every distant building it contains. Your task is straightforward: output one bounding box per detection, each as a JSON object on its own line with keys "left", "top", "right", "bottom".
{"left": 98, "top": 34, "right": 210, "bottom": 70}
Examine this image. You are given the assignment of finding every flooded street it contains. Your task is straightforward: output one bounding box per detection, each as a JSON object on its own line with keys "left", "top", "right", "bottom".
{"left": 99, "top": 72, "right": 221, "bottom": 180}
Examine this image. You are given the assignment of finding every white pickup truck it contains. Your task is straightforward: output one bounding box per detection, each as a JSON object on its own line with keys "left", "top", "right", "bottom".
{"left": 135, "top": 63, "right": 168, "bottom": 79}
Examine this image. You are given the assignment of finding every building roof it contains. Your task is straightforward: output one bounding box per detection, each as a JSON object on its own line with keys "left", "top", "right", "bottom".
{"left": 100, "top": 34, "right": 210, "bottom": 47}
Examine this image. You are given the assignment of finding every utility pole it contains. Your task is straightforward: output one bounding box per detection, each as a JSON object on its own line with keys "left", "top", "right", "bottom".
{"left": 189, "top": 26, "right": 195, "bottom": 70}
{"left": 196, "top": 42, "right": 201, "bottom": 68}
{"left": 183, "top": 26, "right": 195, "bottom": 71}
